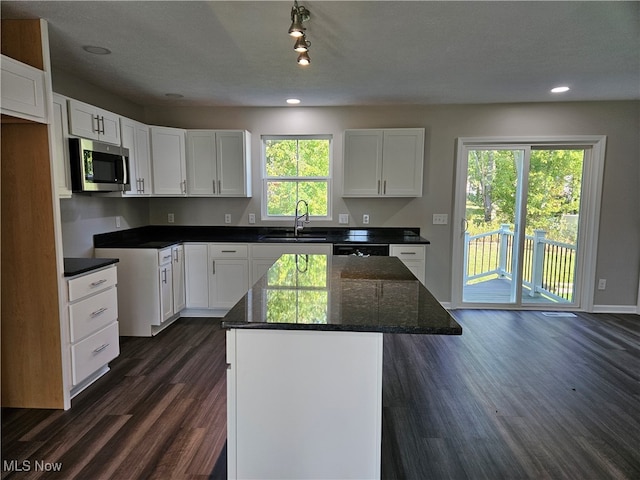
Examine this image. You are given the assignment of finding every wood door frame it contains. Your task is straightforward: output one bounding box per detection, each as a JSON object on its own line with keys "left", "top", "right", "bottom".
{"left": 451, "top": 136, "right": 607, "bottom": 312}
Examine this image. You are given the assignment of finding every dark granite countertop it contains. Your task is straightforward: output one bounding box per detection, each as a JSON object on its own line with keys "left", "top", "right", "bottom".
{"left": 64, "top": 257, "right": 119, "bottom": 277}
{"left": 93, "top": 226, "right": 430, "bottom": 249}
{"left": 222, "top": 255, "right": 461, "bottom": 335}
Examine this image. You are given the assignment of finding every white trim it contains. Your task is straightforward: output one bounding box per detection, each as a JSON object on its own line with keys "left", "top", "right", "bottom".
{"left": 451, "top": 136, "right": 607, "bottom": 312}
{"left": 592, "top": 305, "right": 639, "bottom": 315}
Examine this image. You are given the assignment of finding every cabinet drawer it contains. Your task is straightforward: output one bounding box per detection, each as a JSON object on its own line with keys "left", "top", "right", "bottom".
{"left": 71, "top": 322, "right": 119, "bottom": 385}
{"left": 68, "top": 266, "right": 117, "bottom": 302}
{"left": 158, "top": 247, "right": 174, "bottom": 265}
{"left": 69, "top": 288, "right": 118, "bottom": 342}
{"left": 210, "top": 244, "right": 248, "bottom": 258}
{"left": 390, "top": 245, "right": 425, "bottom": 260}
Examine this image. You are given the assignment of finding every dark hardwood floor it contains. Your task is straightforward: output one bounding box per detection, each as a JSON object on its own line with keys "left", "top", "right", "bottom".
{"left": 2, "top": 311, "right": 639, "bottom": 479}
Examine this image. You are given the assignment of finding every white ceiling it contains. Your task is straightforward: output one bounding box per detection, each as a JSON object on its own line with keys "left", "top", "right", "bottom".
{"left": 2, "top": 1, "right": 639, "bottom": 107}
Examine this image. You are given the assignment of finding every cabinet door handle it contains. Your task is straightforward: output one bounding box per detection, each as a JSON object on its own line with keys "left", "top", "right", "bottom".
{"left": 162, "top": 268, "right": 167, "bottom": 284}
{"left": 141, "top": 178, "right": 145, "bottom": 193}
{"left": 92, "top": 115, "right": 100, "bottom": 133}
{"left": 213, "top": 180, "right": 216, "bottom": 194}
{"left": 93, "top": 343, "right": 109, "bottom": 354}
{"left": 89, "top": 279, "right": 107, "bottom": 288}
{"left": 212, "top": 260, "right": 216, "bottom": 275}
{"left": 383, "top": 180, "right": 387, "bottom": 194}
{"left": 90, "top": 307, "right": 108, "bottom": 317}
{"left": 218, "top": 180, "right": 221, "bottom": 194}
{"left": 377, "top": 180, "right": 381, "bottom": 194}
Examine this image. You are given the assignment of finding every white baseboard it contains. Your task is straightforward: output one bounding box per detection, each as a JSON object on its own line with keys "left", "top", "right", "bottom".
{"left": 591, "top": 304, "right": 639, "bottom": 314}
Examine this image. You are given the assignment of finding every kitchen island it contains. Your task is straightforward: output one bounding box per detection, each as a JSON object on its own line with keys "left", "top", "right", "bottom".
{"left": 222, "top": 254, "right": 461, "bottom": 480}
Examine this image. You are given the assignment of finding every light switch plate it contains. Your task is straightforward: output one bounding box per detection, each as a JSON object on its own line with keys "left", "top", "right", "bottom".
{"left": 433, "top": 214, "right": 448, "bottom": 225}
{"left": 339, "top": 214, "right": 349, "bottom": 224}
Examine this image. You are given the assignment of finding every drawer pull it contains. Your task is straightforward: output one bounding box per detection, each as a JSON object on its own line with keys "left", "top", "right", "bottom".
{"left": 90, "top": 307, "right": 108, "bottom": 317}
{"left": 221, "top": 250, "right": 237, "bottom": 253}
{"left": 163, "top": 255, "right": 172, "bottom": 261}
{"left": 399, "top": 252, "right": 416, "bottom": 255}
{"left": 89, "top": 279, "right": 108, "bottom": 288}
{"left": 93, "top": 343, "right": 109, "bottom": 354}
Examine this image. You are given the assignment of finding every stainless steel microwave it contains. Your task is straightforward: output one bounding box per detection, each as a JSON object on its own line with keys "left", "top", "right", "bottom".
{"left": 69, "top": 138, "right": 130, "bottom": 192}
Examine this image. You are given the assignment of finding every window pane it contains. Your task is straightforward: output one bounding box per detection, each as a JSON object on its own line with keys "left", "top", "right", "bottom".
{"left": 265, "top": 139, "right": 297, "bottom": 177}
{"left": 298, "top": 182, "right": 328, "bottom": 216}
{"left": 266, "top": 181, "right": 297, "bottom": 216}
{"left": 298, "top": 139, "right": 330, "bottom": 177}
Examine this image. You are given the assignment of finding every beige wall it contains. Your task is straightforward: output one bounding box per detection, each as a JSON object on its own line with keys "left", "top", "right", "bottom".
{"left": 52, "top": 68, "right": 639, "bottom": 307}
{"left": 143, "top": 102, "right": 639, "bottom": 307}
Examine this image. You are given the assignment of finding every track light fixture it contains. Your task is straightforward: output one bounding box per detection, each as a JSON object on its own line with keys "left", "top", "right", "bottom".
{"left": 294, "top": 34, "right": 310, "bottom": 53}
{"left": 288, "top": 0, "right": 311, "bottom": 65}
{"left": 297, "top": 51, "right": 311, "bottom": 65}
{"left": 288, "top": 0, "right": 310, "bottom": 37}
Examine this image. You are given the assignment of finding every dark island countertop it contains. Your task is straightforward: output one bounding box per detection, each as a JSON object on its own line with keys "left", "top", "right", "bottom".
{"left": 93, "top": 225, "right": 429, "bottom": 248}
{"left": 64, "top": 257, "right": 119, "bottom": 277}
{"left": 222, "top": 254, "right": 461, "bottom": 335}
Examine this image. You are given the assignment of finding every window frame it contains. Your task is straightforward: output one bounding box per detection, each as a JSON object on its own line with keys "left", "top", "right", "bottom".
{"left": 261, "top": 134, "right": 333, "bottom": 221}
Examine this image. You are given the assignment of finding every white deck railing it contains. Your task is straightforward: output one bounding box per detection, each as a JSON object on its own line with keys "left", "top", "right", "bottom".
{"left": 464, "top": 224, "right": 577, "bottom": 302}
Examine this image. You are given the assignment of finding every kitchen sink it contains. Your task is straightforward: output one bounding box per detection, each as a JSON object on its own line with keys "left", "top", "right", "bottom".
{"left": 259, "top": 234, "right": 327, "bottom": 243}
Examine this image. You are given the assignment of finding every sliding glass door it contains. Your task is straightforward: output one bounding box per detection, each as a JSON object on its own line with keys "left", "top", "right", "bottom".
{"left": 456, "top": 141, "right": 590, "bottom": 308}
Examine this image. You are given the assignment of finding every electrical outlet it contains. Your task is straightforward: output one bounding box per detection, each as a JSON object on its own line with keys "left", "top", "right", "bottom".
{"left": 433, "top": 214, "right": 448, "bottom": 225}
{"left": 597, "top": 278, "right": 607, "bottom": 290}
{"left": 115, "top": 216, "right": 121, "bottom": 228}
{"left": 167, "top": 213, "right": 174, "bottom": 223}
{"left": 225, "top": 214, "right": 232, "bottom": 224}
{"left": 248, "top": 213, "right": 256, "bottom": 224}
{"left": 339, "top": 214, "right": 349, "bottom": 224}
{"left": 363, "top": 214, "right": 370, "bottom": 224}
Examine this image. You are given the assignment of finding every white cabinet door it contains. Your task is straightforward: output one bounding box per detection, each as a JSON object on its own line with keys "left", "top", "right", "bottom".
{"left": 150, "top": 126, "right": 187, "bottom": 195}
{"left": 0, "top": 54, "right": 46, "bottom": 123}
{"left": 172, "top": 245, "right": 186, "bottom": 313}
{"left": 382, "top": 129, "right": 424, "bottom": 196}
{"left": 217, "top": 130, "right": 251, "bottom": 197}
{"left": 186, "top": 130, "right": 251, "bottom": 197}
{"left": 159, "top": 264, "right": 174, "bottom": 323}
{"left": 186, "top": 130, "right": 217, "bottom": 195}
{"left": 390, "top": 244, "right": 426, "bottom": 284}
{"left": 121, "top": 118, "right": 152, "bottom": 196}
{"left": 68, "top": 99, "right": 121, "bottom": 145}
{"left": 343, "top": 130, "right": 383, "bottom": 197}
{"left": 343, "top": 128, "right": 424, "bottom": 197}
{"left": 185, "top": 243, "right": 209, "bottom": 308}
{"left": 209, "top": 244, "right": 250, "bottom": 309}
{"left": 52, "top": 93, "right": 72, "bottom": 198}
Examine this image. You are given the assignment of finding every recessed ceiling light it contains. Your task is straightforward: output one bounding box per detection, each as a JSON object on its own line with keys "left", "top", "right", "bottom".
{"left": 286, "top": 98, "right": 301, "bottom": 105}
{"left": 551, "top": 86, "right": 571, "bottom": 93}
{"left": 82, "top": 45, "right": 111, "bottom": 55}
{"left": 165, "top": 93, "right": 184, "bottom": 99}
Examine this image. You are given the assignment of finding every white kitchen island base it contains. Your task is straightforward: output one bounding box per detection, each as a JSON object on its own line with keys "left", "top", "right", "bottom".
{"left": 226, "top": 328, "right": 383, "bottom": 480}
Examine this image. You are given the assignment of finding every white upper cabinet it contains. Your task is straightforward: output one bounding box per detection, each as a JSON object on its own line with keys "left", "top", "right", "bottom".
{"left": 150, "top": 126, "right": 187, "bottom": 196}
{"left": 51, "top": 93, "right": 72, "bottom": 198}
{"left": 121, "top": 117, "right": 152, "bottom": 196}
{"left": 68, "top": 98, "right": 121, "bottom": 145}
{"left": 343, "top": 128, "right": 425, "bottom": 197}
{"left": 186, "top": 130, "right": 252, "bottom": 197}
{"left": 1, "top": 54, "right": 47, "bottom": 123}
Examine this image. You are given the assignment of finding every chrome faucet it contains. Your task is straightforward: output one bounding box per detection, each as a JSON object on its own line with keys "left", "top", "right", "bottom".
{"left": 294, "top": 199, "right": 309, "bottom": 236}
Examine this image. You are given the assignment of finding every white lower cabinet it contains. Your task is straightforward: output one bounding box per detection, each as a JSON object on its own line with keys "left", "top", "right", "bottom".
{"left": 66, "top": 265, "right": 119, "bottom": 396}
{"left": 184, "top": 243, "right": 249, "bottom": 312}
{"left": 227, "top": 328, "right": 383, "bottom": 479}
{"left": 95, "top": 246, "right": 185, "bottom": 336}
{"left": 390, "top": 244, "right": 426, "bottom": 285}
